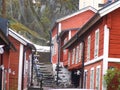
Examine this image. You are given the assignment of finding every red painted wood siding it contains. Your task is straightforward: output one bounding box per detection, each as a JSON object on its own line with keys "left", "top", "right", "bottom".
{"left": 3, "top": 51, "right": 10, "bottom": 90}
{"left": 52, "top": 25, "right": 58, "bottom": 37}
{"left": 108, "top": 62, "right": 120, "bottom": 69}
{"left": 61, "top": 10, "right": 95, "bottom": 30}
{"left": 68, "top": 19, "right": 105, "bottom": 70}
{"left": 8, "top": 35, "right": 20, "bottom": 90}
{"left": 109, "top": 8, "right": 120, "bottom": 58}
{"left": 84, "top": 20, "right": 104, "bottom": 63}
{"left": 51, "top": 10, "right": 95, "bottom": 65}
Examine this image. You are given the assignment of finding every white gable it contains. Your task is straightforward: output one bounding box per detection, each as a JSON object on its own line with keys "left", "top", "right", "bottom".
{"left": 8, "top": 28, "right": 32, "bottom": 45}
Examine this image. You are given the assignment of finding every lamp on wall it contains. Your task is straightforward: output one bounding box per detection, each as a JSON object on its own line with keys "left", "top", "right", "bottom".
{"left": 76, "top": 70, "right": 81, "bottom": 75}
{"left": 0, "top": 45, "right": 4, "bottom": 54}
{"left": 0, "top": 65, "right": 4, "bottom": 70}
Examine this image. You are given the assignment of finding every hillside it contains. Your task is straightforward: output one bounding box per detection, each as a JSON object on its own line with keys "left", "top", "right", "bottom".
{"left": 0, "top": 0, "right": 79, "bottom": 45}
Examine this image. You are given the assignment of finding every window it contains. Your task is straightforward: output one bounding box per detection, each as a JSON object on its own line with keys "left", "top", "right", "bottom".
{"left": 83, "top": 70, "right": 88, "bottom": 88}
{"left": 68, "top": 51, "right": 71, "bottom": 66}
{"left": 94, "top": 29, "right": 99, "bottom": 58}
{"left": 79, "top": 43, "right": 83, "bottom": 62}
{"left": 52, "top": 35, "right": 57, "bottom": 56}
{"left": 96, "top": 66, "right": 101, "bottom": 90}
{"left": 72, "top": 48, "right": 75, "bottom": 64}
{"left": 87, "top": 36, "right": 91, "bottom": 60}
{"left": 51, "top": 41, "right": 54, "bottom": 56}
{"left": 75, "top": 46, "right": 79, "bottom": 64}
{"left": 90, "top": 68, "right": 94, "bottom": 89}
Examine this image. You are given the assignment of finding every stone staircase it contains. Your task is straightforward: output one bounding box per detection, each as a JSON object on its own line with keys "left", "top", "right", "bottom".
{"left": 37, "top": 63, "right": 54, "bottom": 87}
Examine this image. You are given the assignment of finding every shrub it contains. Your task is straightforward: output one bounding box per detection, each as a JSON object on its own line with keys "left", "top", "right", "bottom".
{"left": 104, "top": 68, "right": 120, "bottom": 90}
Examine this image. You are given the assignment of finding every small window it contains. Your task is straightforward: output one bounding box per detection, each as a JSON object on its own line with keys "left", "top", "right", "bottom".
{"left": 72, "top": 48, "right": 75, "bottom": 64}
{"left": 87, "top": 36, "right": 91, "bottom": 60}
{"left": 83, "top": 70, "right": 88, "bottom": 88}
{"left": 90, "top": 68, "right": 94, "bottom": 89}
{"left": 96, "top": 66, "right": 101, "bottom": 90}
{"left": 94, "top": 29, "right": 99, "bottom": 58}
{"left": 52, "top": 35, "right": 57, "bottom": 56}
{"left": 79, "top": 43, "right": 83, "bottom": 62}
{"left": 75, "top": 46, "right": 79, "bottom": 64}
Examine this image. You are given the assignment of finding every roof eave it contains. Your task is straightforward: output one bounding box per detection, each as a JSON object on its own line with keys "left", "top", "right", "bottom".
{"left": 56, "top": 6, "right": 97, "bottom": 23}
{"left": 63, "top": 0, "right": 120, "bottom": 49}
{"left": 63, "top": 13, "right": 100, "bottom": 49}
{"left": 0, "top": 29, "right": 16, "bottom": 51}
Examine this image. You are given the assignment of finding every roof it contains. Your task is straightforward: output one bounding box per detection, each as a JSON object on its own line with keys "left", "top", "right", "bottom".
{"left": 34, "top": 44, "right": 50, "bottom": 52}
{"left": 9, "top": 28, "right": 36, "bottom": 50}
{"left": 51, "top": 6, "right": 97, "bottom": 32}
{"left": 0, "top": 28, "right": 16, "bottom": 51}
{"left": 56, "top": 6, "right": 97, "bottom": 23}
{"left": 9, "top": 28, "right": 33, "bottom": 45}
{"left": 63, "top": 0, "right": 120, "bottom": 49}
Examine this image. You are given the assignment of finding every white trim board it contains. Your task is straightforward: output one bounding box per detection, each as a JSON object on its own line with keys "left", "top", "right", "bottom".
{"left": 9, "top": 28, "right": 33, "bottom": 45}
{"left": 84, "top": 55, "right": 103, "bottom": 66}
{"left": 18, "top": 44, "right": 24, "bottom": 90}
{"left": 108, "top": 58, "right": 120, "bottom": 62}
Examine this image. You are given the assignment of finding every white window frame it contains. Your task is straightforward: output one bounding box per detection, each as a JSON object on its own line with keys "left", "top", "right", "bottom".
{"left": 94, "top": 29, "right": 99, "bottom": 58}
{"left": 90, "top": 67, "right": 94, "bottom": 89}
{"left": 75, "top": 46, "right": 79, "bottom": 64}
{"left": 87, "top": 36, "right": 91, "bottom": 60}
{"left": 96, "top": 66, "right": 101, "bottom": 90}
{"left": 79, "top": 43, "right": 83, "bottom": 62}
{"left": 72, "top": 48, "right": 75, "bottom": 64}
{"left": 52, "top": 35, "right": 57, "bottom": 56}
{"left": 83, "top": 70, "right": 88, "bottom": 88}
{"left": 51, "top": 43, "right": 54, "bottom": 56}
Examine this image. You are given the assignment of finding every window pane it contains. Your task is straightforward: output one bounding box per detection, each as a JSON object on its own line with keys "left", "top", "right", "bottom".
{"left": 94, "top": 29, "right": 99, "bottom": 58}
{"left": 87, "top": 36, "right": 91, "bottom": 60}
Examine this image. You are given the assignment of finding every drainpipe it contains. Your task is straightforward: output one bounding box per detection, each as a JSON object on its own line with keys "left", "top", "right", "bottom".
{"left": 56, "top": 36, "right": 61, "bottom": 86}
{"left": 30, "top": 48, "right": 36, "bottom": 86}
{"left": 49, "top": 30, "right": 52, "bottom": 63}
{"left": 81, "top": 41, "right": 85, "bottom": 88}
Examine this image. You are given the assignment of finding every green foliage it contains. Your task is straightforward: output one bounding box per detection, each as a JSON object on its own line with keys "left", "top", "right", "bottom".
{"left": 9, "top": 18, "right": 47, "bottom": 45}
{"left": 104, "top": 68, "right": 120, "bottom": 90}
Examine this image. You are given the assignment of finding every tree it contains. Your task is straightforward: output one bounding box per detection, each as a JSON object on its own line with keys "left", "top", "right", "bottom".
{"left": 2, "top": 0, "right": 6, "bottom": 18}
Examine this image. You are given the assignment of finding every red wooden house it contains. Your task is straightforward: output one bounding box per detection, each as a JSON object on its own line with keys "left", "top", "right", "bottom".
{"left": 8, "top": 28, "right": 35, "bottom": 90}
{"left": 0, "top": 18, "right": 16, "bottom": 90}
{"left": 63, "top": 1, "right": 120, "bottom": 90}
{"left": 51, "top": 6, "right": 97, "bottom": 85}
